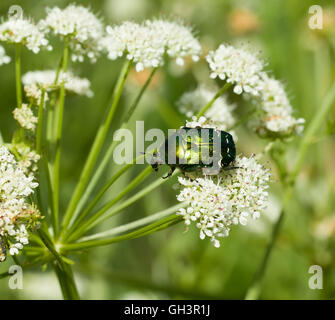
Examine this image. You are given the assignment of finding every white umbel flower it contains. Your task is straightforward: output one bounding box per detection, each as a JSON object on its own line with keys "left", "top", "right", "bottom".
{"left": 13, "top": 104, "right": 38, "bottom": 132}
{"left": 207, "top": 44, "right": 264, "bottom": 96}
{"left": 102, "top": 21, "right": 165, "bottom": 72}
{"left": 177, "top": 86, "right": 236, "bottom": 130}
{"left": 22, "top": 70, "right": 93, "bottom": 97}
{"left": 177, "top": 155, "right": 270, "bottom": 247}
{"left": 101, "top": 19, "right": 201, "bottom": 71}
{"left": 0, "top": 17, "right": 50, "bottom": 53}
{"left": 0, "top": 45, "right": 11, "bottom": 65}
{"left": 253, "top": 75, "right": 305, "bottom": 137}
{"left": 145, "top": 19, "right": 202, "bottom": 66}
{"left": 40, "top": 4, "right": 104, "bottom": 62}
{"left": 0, "top": 146, "right": 40, "bottom": 257}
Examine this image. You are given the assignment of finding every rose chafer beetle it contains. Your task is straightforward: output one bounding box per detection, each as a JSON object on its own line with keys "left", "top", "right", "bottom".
{"left": 150, "top": 127, "right": 236, "bottom": 178}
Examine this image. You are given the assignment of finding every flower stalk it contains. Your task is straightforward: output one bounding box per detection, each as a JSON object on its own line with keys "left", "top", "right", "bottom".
{"left": 15, "top": 44, "right": 22, "bottom": 108}
{"left": 61, "top": 59, "right": 133, "bottom": 233}
{"left": 72, "top": 68, "right": 157, "bottom": 219}
{"left": 52, "top": 38, "right": 69, "bottom": 237}
{"left": 196, "top": 82, "right": 232, "bottom": 118}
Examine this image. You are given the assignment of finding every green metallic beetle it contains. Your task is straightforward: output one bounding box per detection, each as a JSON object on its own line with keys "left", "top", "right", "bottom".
{"left": 150, "top": 127, "right": 236, "bottom": 178}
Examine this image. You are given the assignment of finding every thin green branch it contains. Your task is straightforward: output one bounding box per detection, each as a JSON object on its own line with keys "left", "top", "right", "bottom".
{"left": 46, "top": 55, "right": 63, "bottom": 163}
{"left": 67, "top": 155, "right": 144, "bottom": 231}
{"left": 73, "top": 68, "right": 157, "bottom": 219}
{"left": 245, "top": 210, "right": 285, "bottom": 300}
{"left": 245, "top": 81, "right": 335, "bottom": 299}
{"left": 87, "top": 170, "right": 178, "bottom": 231}
{"left": 15, "top": 44, "right": 22, "bottom": 108}
{"left": 65, "top": 165, "right": 153, "bottom": 242}
{"left": 52, "top": 39, "right": 69, "bottom": 237}
{"left": 290, "top": 80, "right": 335, "bottom": 183}
{"left": 36, "top": 88, "right": 46, "bottom": 154}
{"left": 228, "top": 106, "right": 258, "bottom": 131}
{"left": 196, "top": 82, "right": 232, "bottom": 118}
{"left": 61, "top": 59, "right": 133, "bottom": 233}
{"left": 80, "top": 198, "right": 185, "bottom": 243}
{"left": 61, "top": 214, "right": 182, "bottom": 252}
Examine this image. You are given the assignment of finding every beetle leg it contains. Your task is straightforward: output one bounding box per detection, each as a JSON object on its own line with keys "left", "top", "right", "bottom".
{"left": 162, "top": 167, "right": 175, "bottom": 179}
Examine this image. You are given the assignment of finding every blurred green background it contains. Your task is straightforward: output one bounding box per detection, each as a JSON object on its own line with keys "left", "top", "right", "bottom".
{"left": 1, "top": 0, "right": 335, "bottom": 299}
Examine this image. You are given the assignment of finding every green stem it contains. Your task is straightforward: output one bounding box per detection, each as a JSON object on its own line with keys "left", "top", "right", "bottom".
{"left": 67, "top": 155, "right": 144, "bottom": 230}
{"left": 244, "top": 82, "right": 335, "bottom": 299}
{"left": 37, "top": 229, "right": 64, "bottom": 267}
{"left": 90, "top": 170, "right": 177, "bottom": 230}
{"left": 61, "top": 59, "right": 133, "bottom": 233}
{"left": 53, "top": 262, "right": 80, "bottom": 300}
{"left": 15, "top": 44, "right": 22, "bottom": 108}
{"left": 68, "top": 168, "right": 176, "bottom": 242}
{"left": 36, "top": 88, "right": 46, "bottom": 154}
{"left": 80, "top": 203, "right": 186, "bottom": 242}
{"left": 61, "top": 214, "right": 182, "bottom": 252}
{"left": 65, "top": 166, "right": 153, "bottom": 242}
{"left": 37, "top": 228, "right": 80, "bottom": 300}
{"left": 245, "top": 209, "right": 285, "bottom": 300}
{"left": 52, "top": 39, "right": 69, "bottom": 237}
{"left": 290, "top": 80, "right": 335, "bottom": 183}
{"left": 196, "top": 82, "right": 232, "bottom": 118}
{"left": 228, "top": 107, "right": 258, "bottom": 131}
{"left": 47, "top": 56, "right": 63, "bottom": 162}
{"left": 124, "top": 67, "right": 157, "bottom": 123}
{"left": 72, "top": 68, "right": 156, "bottom": 220}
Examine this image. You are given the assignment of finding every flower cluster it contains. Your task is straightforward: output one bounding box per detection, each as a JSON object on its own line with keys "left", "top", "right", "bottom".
{"left": 0, "top": 146, "right": 40, "bottom": 257}
{"left": 207, "top": 44, "right": 264, "bottom": 95}
{"left": 207, "top": 43, "right": 304, "bottom": 137}
{"left": 39, "top": 4, "right": 104, "bottom": 62}
{"left": 0, "top": 17, "right": 50, "bottom": 53}
{"left": 0, "top": 45, "right": 10, "bottom": 65}
{"left": 7, "top": 143, "right": 41, "bottom": 177}
{"left": 22, "top": 70, "right": 93, "bottom": 103}
{"left": 177, "top": 155, "right": 271, "bottom": 247}
{"left": 101, "top": 18, "right": 201, "bottom": 72}
{"left": 251, "top": 75, "right": 305, "bottom": 137}
{"left": 13, "top": 104, "right": 38, "bottom": 132}
{"left": 177, "top": 86, "right": 236, "bottom": 130}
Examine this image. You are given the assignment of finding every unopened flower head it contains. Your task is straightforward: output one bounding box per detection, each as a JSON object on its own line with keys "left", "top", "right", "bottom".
{"left": 22, "top": 70, "right": 93, "bottom": 97}
{"left": 0, "top": 45, "right": 11, "bottom": 65}
{"left": 0, "top": 146, "right": 40, "bottom": 256}
{"left": 101, "top": 18, "right": 201, "bottom": 72}
{"left": 40, "top": 4, "right": 104, "bottom": 62}
{"left": 177, "top": 155, "right": 271, "bottom": 247}
{"left": 13, "top": 104, "right": 38, "bottom": 132}
{"left": 207, "top": 43, "right": 265, "bottom": 96}
{"left": 0, "top": 17, "right": 50, "bottom": 53}
{"left": 252, "top": 75, "right": 305, "bottom": 137}
{"left": 177, "top": 86, "right": 236, "bottom": 130}
{"left": 24, "top": 83, "right": 48, "bottom": 106}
